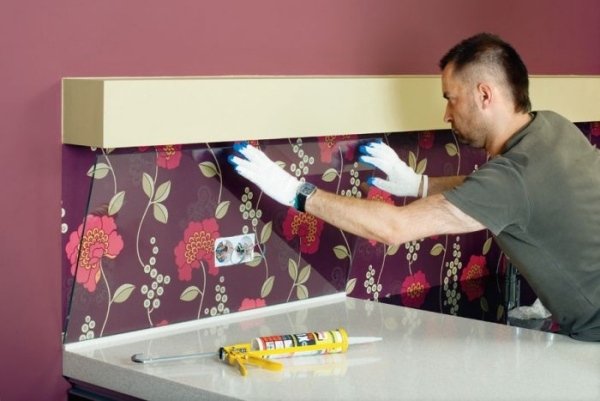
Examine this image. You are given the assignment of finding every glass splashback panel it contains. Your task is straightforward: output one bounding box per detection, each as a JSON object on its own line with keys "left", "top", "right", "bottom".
{"left": 63, "top": 137, "right": 372, "bottom": 343}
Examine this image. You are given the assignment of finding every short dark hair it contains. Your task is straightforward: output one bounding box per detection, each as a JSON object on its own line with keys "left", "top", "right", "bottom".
{"left": 439, "top": 33, "right": 531, "bottom": 113}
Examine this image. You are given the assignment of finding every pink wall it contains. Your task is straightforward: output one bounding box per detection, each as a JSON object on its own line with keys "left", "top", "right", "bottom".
{"left": 1, "top": 1, "right": 599, "bottom": 400}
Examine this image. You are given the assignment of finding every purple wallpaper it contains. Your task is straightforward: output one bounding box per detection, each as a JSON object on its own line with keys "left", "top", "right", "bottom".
{"left": 61, "top": 122, "right": 600, "bottom": 343}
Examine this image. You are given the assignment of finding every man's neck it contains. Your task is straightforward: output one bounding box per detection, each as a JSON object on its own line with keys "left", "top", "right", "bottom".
{"left": 486, "top": 112, "right": 533, "bottom": 156}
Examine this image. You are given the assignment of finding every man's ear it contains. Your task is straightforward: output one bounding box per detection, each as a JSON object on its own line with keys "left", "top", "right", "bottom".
{"left": 477, "top": 83, "right": 493, "bottom": 109}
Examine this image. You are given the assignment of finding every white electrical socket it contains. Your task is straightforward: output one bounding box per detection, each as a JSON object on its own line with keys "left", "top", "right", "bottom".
{"left": 214, "top": 233, "right": 256, "bottom": 267}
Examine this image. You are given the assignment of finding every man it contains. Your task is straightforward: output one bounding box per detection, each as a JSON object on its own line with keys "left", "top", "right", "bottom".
{"left": 229, "top": 33, "right": 600, "bottom": 341}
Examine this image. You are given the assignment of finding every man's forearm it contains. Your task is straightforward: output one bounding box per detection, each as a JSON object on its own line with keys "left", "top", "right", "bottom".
{"left": 422, "top": 175, "right": 466, "bottom": 196}
{"left": 305, "top": 187, "right": 484, "bottom": 246}
{"left": 305, "top": 189, "right": 408, "bottom": 245}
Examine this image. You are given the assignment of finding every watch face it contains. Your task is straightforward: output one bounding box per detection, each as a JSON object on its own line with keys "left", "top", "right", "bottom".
{"left": 295, "top": 182, "right": 317, "bottom": 212}
{"left": 299, "top": 182, "right": 316, "bottom": 196}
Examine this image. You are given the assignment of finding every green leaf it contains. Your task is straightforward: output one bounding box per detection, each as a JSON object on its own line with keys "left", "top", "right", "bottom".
{"left": 482, "top": 237, "right": 493, "bottom": 255}
{"left": 108, "top": 191, "right": 125, "bottom": 216}
{"left": 180, "top": 286, "right": 201, "bottom": 302}
{"left": 416, "top": 158, "right": 427, "bottom": 175}
{"left": 445, "top": 143, "right": 458, "bottom": 157}
{"left": 345, "top": 278, "right": 357, "bottom": 295}
{"left": 153, "top": 202, "right": 169, "bottom": 224}
{"left": 142, "top": 172, "right": 154, "bottom": 199}
{"left": 245, "top": 254, "right": 262, "bottom": 267}
{"left": 321, "top": 168, "right": 339, "bottom": 183}
{"left": 215, "top": 200, "right": 230, "bottom": 219}
{"left": 260, "top": 221, "right": 273, "bottom": 244}
{"left": 198, "top": 161, "right": 218, "bottom": 178}
{"left": 497, "top": 304, "right": 505, "bottom": 321}
{"left": 261, "top": 276, "right": 275, "bottom": 298}
{"left": 408, "top": 151, "right": 417, "bottom": 170}
{"left": 386, "top": 244, "right": 399, "bottom": 256}
{"left": 430, "top": 243, "right": 445, "bottom": 256}
{"left": 297, "top": 265, "right": 311, "bottom": 285}
{"left": 296, "top": 284, "right": 309, "bottom": 300}
{"left": 480, "top": 296, "right": 489, "bottom": 312}
{"left": 112, "top": 283, "right": 135, "bottom": 304}
{"left": 288, "top": 258, "right": 298, "bottom": 281}
{"left": 87, "top": 163, "right": 110, "bottom": 179}
{"left": 154, "top": 180, "right": 171, "bottom": 203}
{"left": 333, "top": 245, "right": 349, "bottom": 260}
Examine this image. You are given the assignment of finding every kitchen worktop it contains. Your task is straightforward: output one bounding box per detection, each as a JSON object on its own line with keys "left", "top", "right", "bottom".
{"left": 63, "top": 294, "right": 600, "bottom": 401}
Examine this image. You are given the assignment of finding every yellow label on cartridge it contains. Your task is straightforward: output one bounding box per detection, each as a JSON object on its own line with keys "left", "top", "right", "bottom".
{"left": 251, "top": 328, "right": 349, "bottom": 359}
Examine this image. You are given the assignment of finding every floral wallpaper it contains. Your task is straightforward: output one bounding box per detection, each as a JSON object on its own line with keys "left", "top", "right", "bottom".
{"left": 61, "top": 122, "right": 600, "bottom": 343}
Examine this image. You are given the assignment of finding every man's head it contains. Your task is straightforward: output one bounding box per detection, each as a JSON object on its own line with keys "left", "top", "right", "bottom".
{"left": 440, "top": 32, "right": 531, "bottom": 113}
{"left": 439, "top": 33, "right": 531, "bottom": 153}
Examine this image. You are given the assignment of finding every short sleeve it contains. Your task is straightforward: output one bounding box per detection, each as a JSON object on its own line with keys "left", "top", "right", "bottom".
{"left": 443, "top": 159, "right": 529, "bottom": 236}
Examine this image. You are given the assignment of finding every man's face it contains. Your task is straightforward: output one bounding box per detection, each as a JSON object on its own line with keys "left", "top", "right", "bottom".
{"left": 441, "top": 64, "right": 487, "bottom": 148}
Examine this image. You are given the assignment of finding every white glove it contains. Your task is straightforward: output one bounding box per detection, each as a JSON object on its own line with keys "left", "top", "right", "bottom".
{"left": 229, "top": 142, "right": 301, "bottom": 207}
{"left": 359, "top": 140, "right": 427, "bottom": 197}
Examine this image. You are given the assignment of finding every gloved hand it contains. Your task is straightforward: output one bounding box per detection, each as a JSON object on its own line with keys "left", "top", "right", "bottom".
{"left": 229, "top": 142, "right": 301, "bottom": 207}
{"left": 359, "top": 140, "right": 427, "bottom": 197}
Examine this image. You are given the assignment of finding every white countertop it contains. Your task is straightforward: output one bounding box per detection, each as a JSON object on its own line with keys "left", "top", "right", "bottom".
{"left": 63, "top": 294, "right": 600, "bottom": 401}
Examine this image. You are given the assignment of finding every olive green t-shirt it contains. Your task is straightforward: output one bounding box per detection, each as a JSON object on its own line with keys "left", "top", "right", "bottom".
{"left": 444, "top": 111, "right": 600, "bottom": 341}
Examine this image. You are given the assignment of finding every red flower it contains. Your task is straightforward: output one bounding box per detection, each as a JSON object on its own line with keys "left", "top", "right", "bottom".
{"left": 65, "top": 215, "right": 124, "bottom": 293}
{"left": 318, "top": 134, "right": 358, "bottom": 163}
{"left": 138, "top": 145, "right": 183, "bottom": 168}
{"left": 366, "top": 187, "right": 394, "bottom": 246}
{"left": 156, "top": 145, "right": 182, "bottom": 169}
{"left": 282, "top": 209, "right": 325, "bottom": 254}
{"left": 367, "top": 186, "right": 394, "bottom": 203}
{"left": 590, "top": 122, "right": 600, "bottom": 137}
{"left": 174, "top": 218, "right": 220, "bottom": 281}
{"left": 400, "top": 270, "right": 430, "bottom": 308}
{"left": 418, "top": 131, "right": 435, "bottom": 149}
{"left": 460, "top": 255, "right": 489, "bottom": 301}
{"left": 238, "top": 298, "right": 267, "bottom": 311}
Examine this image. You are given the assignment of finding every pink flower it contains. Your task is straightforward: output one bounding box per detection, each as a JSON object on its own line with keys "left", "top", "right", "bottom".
{"left": 282, "top": 209, "right": 325, "bottom": 254}
{"left": 238, "top": 298, "right": 267, "bottom": 311}
{"left": 156, "top": 145, "right": 182, "bottom": 169}
{"left": 366, "top": 187, "right": 394, "bottom": 246}
{"left": 238, "top": 298, "right": 267, "bottom": 329}
{"left": 318, "top": 134, "right": 358, "bottom": 163}
{"left": 418, "top": 131, "right": 435, "bottom": 149}
{"left": 460, "top": 255, "right": 489, "bottom": 301}
{"left": 174, "top": 218, "right": 220, "bottom": 281}
{"left": 400, "top": 271, "right": 430, "bottom": 308}
{"left": 65, "top": 215, "right": 124, "bottom": 293}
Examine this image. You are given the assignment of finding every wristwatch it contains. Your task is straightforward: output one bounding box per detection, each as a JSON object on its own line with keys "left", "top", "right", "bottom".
{"left": 295, "top": 182, "right": 317, "bottom": 213}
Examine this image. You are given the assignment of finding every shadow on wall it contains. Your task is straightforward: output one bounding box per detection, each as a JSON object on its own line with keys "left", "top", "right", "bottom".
{"left": 60, "top": 122, "right": 600, "bottom": 342}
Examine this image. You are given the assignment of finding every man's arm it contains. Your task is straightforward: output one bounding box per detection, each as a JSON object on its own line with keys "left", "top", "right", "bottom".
{"left": 230, "top": 142, "right": 483, "bottom": 246}
{"left": 307, "top": 189, "right": 484, "bottom": 245}
{"left": 422, "top": 176, "right": 467, "bottom": 196}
